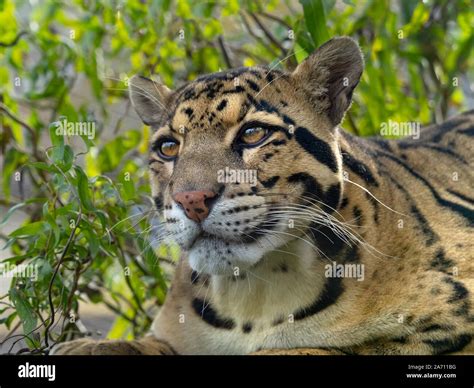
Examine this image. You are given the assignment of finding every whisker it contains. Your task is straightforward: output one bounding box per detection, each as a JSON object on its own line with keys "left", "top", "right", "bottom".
{"left": 343, "top": 178, "right": 407, "bottom": 217}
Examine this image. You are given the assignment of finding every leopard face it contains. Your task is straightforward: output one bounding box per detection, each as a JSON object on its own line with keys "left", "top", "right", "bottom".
{"left": 129, "top": 37, "right": 363, "bottom": 275}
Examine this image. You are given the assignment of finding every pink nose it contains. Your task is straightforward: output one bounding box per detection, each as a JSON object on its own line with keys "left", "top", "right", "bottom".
{"left": 172, "top": 190, "right": 217, "bottom": 223}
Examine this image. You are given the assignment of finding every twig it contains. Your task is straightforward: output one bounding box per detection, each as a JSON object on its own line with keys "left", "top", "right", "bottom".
{"left": 115, "top": 241, "right": 152, "bottom": 324}
{"left": 0, "top": 102, "right": 42, "bottom": 161}
{"left": 226, "top": 45, "right": 269, "bottom": 64}
{"left": 43, "top": 210, "right": 82, "bottom": 349}
{"left": 113, "top": 99, "right": 131, "bottom": 134}
{"left": 249, "top": 13, "right": 286, "bottom": 55}
{"left": 0, "top": 31, "right": 28, "bottom": 47}
{"left": 240, "top": 12, "right": 279, "bottom": 58}
{"left": 257, "top": 12, "right": 292, "bottom": 30}
{"left": 217, "top": 36, "right": 233, "bottom": 69}
{"left": 102, "top": 300, "right": 136, "bottom": 324}
{"left": 0, "top": 320, "right": 21, "bottom": 345}
{"left": 346, "top": 112, "right": 360, "bottom": 136}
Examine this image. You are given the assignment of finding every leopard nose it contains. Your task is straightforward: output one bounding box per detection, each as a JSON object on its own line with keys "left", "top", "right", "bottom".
{"left": 172, "top": 190, "right": 217, "bottom": 223}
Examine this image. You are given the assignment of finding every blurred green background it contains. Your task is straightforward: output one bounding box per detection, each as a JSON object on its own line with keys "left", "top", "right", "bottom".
{"left": 0, "top": 0, "right": 473, "bottom": 353}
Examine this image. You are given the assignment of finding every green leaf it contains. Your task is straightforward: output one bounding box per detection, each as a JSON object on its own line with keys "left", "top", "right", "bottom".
{"left": 74, "top": 166, "right": 95, "bottom": 211}
{"left": 107, "top": 314, "right": 133, "bottom": 340}
{"left": 58, "top": 144, "right": 74, "bottom": 172}
{"left": 136, "top": 235, "right": 167, "bottom": 292}
{"left": 294, "top": 42, "right": 309, "bottom": 64}
{"left": 49, "top": 120, "right": 65, "bottom": 163}
{"left": 299, "top": 0, "right": 330, "bottom": 48}
{"left": 96, "top": 130, "right": 141, "bottom": 172}
{"left": 0, "top": 198, "right": 45, "bottom": 227}
{"left": 9, "top": 221, "right": 49, "bottom": 238}
{"left": 0, "top": 202, "right": 26, "bottom": 227}
{"left": 9, "top": 288, "right": 38, "bottom": 340}
{"left": 0, "top": 312, "right": 17, "bottom": 330}
{"left": 26, "top": 162, "right": 56, "bottom": 172}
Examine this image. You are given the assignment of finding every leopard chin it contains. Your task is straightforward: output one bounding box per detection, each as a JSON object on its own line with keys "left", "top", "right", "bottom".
{"left": 187, "top": 226, "right": 295, "bottom": 276}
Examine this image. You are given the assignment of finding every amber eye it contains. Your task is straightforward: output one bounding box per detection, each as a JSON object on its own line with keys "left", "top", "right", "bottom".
{"left": 156, "top": 139, "right": 179, "bottom": 160}
{"left": 239, "top": 127, "right": 269, "bottom": 146}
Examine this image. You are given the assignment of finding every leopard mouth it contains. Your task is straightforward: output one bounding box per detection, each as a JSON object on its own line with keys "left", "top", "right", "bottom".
{"left": 185, "top": 211, "right": 295, "bottom": 275}
{"left": 189, "top": 212, "right": 279, "bottom": 248}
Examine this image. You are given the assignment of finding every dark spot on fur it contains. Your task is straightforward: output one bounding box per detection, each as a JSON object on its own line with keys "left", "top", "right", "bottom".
{"left": 263, "top": 153, "right": 274, "bottom": 161}
{"left": 342, "top": 151, "right": 378, "bottom": 186}
{"left": 191, "top": 270, "right": 200, "bottom": 284}
{"left": 192, "top": 298, "right": 235, "bottom": 329}
{"left": 272, "top": 316, "right": 285, "bottom": 326}
{"left": 260, "top": 176, "right": 280, "bottom": 189}
{"left": 242, "top": 322, "right": 253, "bottom": 333}
{"left": 431, "top": 287, "right": 441, "bottom": 296}
{"left": 340, "top": 197, "right": 349, "bottom": 209}
{"left": 154, "top": 196, "right": 163, "bottom": 210}
{"left": 392, "top": 336, "right": 408, "bottom": 344}
{"left": 217, "top": 99, "right": 227, "bottom": 111}
{"left": 423, "top": 334, "right": 472, "bottom": 354}
{"left": 421, "top": 324, "right": 453, "bottom": 333}
{"left": 453, "top": 300, "right": 470, "bottom": 317}
{"left": 271, "top": 139, "right": 287, "bottom": 146}
{"left": 430, "top": 249, "right": 455, "bottom": 274}
{"left": 184, "top": 107, "right": 194, "bottom": 117}
{"left": 444, "top": 276, "right": 469, "bottom": 303}
{"left": 245, "top": 79, "right": 260, "bottom": 92}
{"left": 293, "top": 277, "right": 344, "bottom": 320}
{"left": 282, "top": 114, "right": 295, "bottom": 126}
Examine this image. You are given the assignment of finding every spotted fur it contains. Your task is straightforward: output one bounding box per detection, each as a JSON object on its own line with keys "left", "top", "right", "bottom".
{"left": 54, "top": 37, "right": 473, "bottom": 355}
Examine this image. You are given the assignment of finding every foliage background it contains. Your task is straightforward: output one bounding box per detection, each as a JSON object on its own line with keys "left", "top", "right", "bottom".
{"left": 0, "top": 0, "right": 472, "bottom": 354}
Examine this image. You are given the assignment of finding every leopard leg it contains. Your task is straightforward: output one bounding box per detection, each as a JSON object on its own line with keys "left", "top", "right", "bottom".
{"left": 51, "top": 335, "right": 176, "bottom": 355}
{"left": 250, "top": 348, "right": 345, "bottom": 355}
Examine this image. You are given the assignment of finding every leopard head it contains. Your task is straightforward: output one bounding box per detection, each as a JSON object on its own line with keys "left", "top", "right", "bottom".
{"left": 129, "top": 37, "right": 363, "bottom": 275}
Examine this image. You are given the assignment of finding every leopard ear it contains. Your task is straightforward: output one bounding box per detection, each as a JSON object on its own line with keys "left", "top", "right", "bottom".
{"left": 292, "top": 36, "right": 364, "bottom": 126}
{"left": 129, "top": 75, "right": 172, "bottom": 126}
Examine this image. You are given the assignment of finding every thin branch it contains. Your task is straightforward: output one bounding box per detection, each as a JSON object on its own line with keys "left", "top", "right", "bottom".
{"left": 0, "top": 102, "right": 41, "bottom": 160}
{"left": 240, "top": 12, "right": 279, "bottom": 58}
{"left": 116, "top": 241, "right": 152, "bottom": 324}
{"left": 346, "top": 111, "right": 360, "bottom": 136}
{"left": 43, "top": 210, "right": 82, "bottom": 349}
{"left": 0, "top": 320, "right": 21, "bottom": 345}
{"left": 226, "top": 45, "right": 269, "bottom": 64}
{"left": 249, "top": 13, "right": 286, "bottom": 55}
{"left": 102, "top": 300, "right": 136, "bottom": 324}
{"left": 217, "top": 36, "right": 233, "bottom": 69}
{"left": 0, "top": 31, "right": 28, "bottom": 48}
{"left": 257, "top": 11, "right": 292, "bottom": 30}
{"left": 113, "top": 99, "right": 131, "bottom": 134}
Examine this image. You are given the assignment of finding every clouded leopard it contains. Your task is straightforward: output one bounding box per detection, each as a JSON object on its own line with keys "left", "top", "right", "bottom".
{"left": 53, "top": 37, "right": 474, "bottom": 355}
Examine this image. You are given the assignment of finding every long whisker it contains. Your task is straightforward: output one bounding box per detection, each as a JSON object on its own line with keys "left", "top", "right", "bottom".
{"left": 343, "top": 178, "right": 407, "bottom": 217}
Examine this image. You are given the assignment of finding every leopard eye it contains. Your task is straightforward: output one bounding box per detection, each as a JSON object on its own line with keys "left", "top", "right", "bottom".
{"left": 239, "top": 127, "right": 269, "bottom": 146}
{"left": 156, "top": 138, "right": 180, "bottom": 160}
